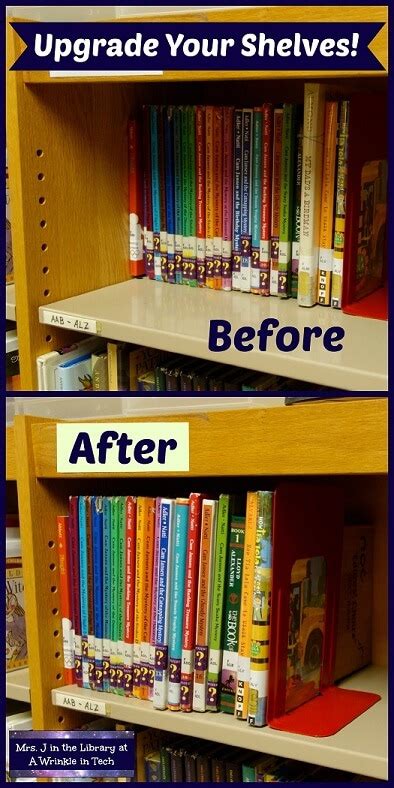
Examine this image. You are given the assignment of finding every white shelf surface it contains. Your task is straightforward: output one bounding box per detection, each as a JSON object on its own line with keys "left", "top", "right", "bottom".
{"left": 39, "top": 279, "right": 387, "bottom": 390}
{"left": 52, "top": 665, "right": 387, "bottom": 779}
{"left": 6, "top": 667, "right": 30, "bottom": 703}
{"left": 6, "top": 283, "right": 16, "bottom": 321}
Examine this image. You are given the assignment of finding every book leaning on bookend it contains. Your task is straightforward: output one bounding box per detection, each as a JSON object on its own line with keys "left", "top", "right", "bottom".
{"left": 36, "top": 336, "right": 105, "bottom": 391}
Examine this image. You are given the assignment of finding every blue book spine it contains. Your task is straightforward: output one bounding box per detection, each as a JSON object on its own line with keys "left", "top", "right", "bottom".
{"left": 232, "top": 109, "right": 243, "bottom": 290}
{"left": 251, "top": 108, "right": 262, "bottom": 292}
{"left": 165, "top": 106, "right": 176, "bottom": 284}
{"left": 150, "top": 106, "right": 162, "bottom": 281}
{"left": 102, "top": 496, "right": 111, "bottom": 692}
{"left": 240, "top": 108, "right": 253, "bottom": 293}
{"left": 92, "top": 496, "right": 103, "bottom": 691}
{"left": 167, "top": 499, "right": 189, "bottom": 710}
{"left": 78, "top": 496, "right": 89, "bottom": 689}
{"left": 153, "top": 498, "right": 173, "bottom": 710}
{"left": 173, "top": 107, "right": 183, "bottom": 284}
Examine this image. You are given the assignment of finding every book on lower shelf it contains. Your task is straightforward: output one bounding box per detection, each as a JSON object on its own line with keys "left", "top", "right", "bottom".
{"left": 6, "top": 519, "right": 28, "bottom": 674}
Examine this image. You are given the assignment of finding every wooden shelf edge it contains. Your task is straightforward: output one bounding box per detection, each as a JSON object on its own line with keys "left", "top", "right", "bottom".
{"left": 6, "top": 667, "right": 31, "bottom": 703}
{"left": 6, "top": 425, "right": 16, "bottom": 481}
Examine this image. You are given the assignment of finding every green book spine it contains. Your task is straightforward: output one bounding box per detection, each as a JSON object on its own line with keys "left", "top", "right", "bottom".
{"left": 219, "top": 515, "right": 246, "bottom": 713}
{"left": 110, "top": 497, "right": 120, "bottom": 692}
{"left": 115, "top": 496, "right": 126, "bottom": 695}
{"left": 160, "top": 744, "right": 171, "bottom": 782}
{"left": 188, "top": 106, "right": 197, "bottom": 287}
{"left": 181, "top": 107, "right": 191, "bottom": 284}
{"left": 242, "top": 764, "right": 257, "bottom": 782}
{"left": 278, "top": 103, "right": 296, "bottom": 298}
{"left": 207, "top": 493, "right": 230, "bottom": 710}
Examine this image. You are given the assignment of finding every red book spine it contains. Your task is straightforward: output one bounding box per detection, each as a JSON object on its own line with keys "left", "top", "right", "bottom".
{"left": 180, "top": 492, "right": 204, "bottom": 711}
{"left": 69, "top": 496, "right": 82, "bottom": 687}
{"left": 142, "top": 105, "right": 154, "bottom": 279}
{"left": 260, "top": 103, "right": 273, "bottom": 296}
{"left": 222, "top": 106, "right": 234, "bottom": 291}
{"left": 124, "top": 496, "right": 137, "bottom": 697}
{"left": 57, "top": 515, "right": 74, "bottom": 685}
{"left": 128, "top": 119, "right": 144, "bottom": 278}
{"left": 196, "top": 106, "right": 206, "bottom": 287}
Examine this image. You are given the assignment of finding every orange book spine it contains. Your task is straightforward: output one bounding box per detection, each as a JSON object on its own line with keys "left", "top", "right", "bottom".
{"left": 133, "top": 497, "right": 147, "bottom": 698}
{"left": 235, "top": 492, "right": 258, "bottom": 719}
{"left": 213, "top": 107, "right": 223, "bottom": 289}
{"left": 193, "top": 499, "right": 217, "bottom": 712}
{"left": 128, "top": 119, "right": 144, "bottom": 278}
{"left": 205, "top": 106, "right": 215, "bottom": 288}
{"left": 57, "top": 515, "right": 75, "bottom": 685}
{"left": 318, "top": 101, "right": 338, "bottom": 305}
{"left": 140, "top": 497, "right": 155, "bottom": 700}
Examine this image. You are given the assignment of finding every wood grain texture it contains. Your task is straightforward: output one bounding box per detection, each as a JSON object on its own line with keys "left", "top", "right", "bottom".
{"left": 28, "top": 398, "right": 387, "bottom": 478}
{"left": 6, "top": 426, "right": 16, "bottom": 480}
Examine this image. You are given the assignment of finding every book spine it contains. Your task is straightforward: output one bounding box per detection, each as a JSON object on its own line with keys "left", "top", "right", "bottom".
{"left": 92, "top": 497, "right": 104, "bottom": 691}
{"left": 141, "top": 498, "right": 155, "bottom": 700}
{"left": 278, "top": 104, "right": 296, "bottom": 298}
{"left": 86, "top": 497, "right": 95, "bottom": 690}
{"left": 207, "top": 493, "right": 230, "bottom": 710}
{"left": 248, "top": 492, "right": 273, "bottom": 727}
{"left": 78, "top": 496, "right": 89, "bottom": 689}
{"left": 57, "top": 515, "right": 74, "bottom": 684}
{"left": 160, "top": 744, "right": 171, "bottom": 782}
{"left": 318, "top": 101, "right": 338, "bottom": 305}
{"left": 150, "top": 498, "right": 161, "bottom": 701}
{"left": 181, "top": 492, "right": 203, "bottom": 711}
{"left": 173, "top": 107, "right": 183, "bottom": 284}
{"left": 232, "top": 109, "right": 243, "bottom": 290}
{"left": 124, "top": 496, "right": 136, "bottom": 696}
{"left": 222, "top": 106, "right": 234, "bottom": 291}
{"left": 168, "top": 498, "right": 189, "bottom": 710}
{"left": 109, "top": 497, "right": 120, "bottom": 692}
{"left": 270, "top": 108, "right": 283, "bottom": 296}
{"left": 133, "top": 497, "right": 144, "bottom": 697}
{"left": 150, "top": 106, "right": 162, "bottom": 281}
{"left": 251, "top": 107, "right": 262, "bottom": 293}
{"left": 291, "top": 113, "right": 303, "bottom": 298}
{"left": 128, "top": 119, "right": 144, "bottom": 278}
{"left": 153, "top": 498, "right": 174, "bottom": 709}
{"left": 143, "top": 105, "right": 154, "bottom": 279}
{"left": 260, "top": 103, "right": 273, "bottom": 296}
{"left": 188, "top": 105, "right": 197, "bottom": 286}
{"left": 212, "top": 106, "right": 223, "bottom": 289}
{"left": 220, "top": 516, "right": 246, "bottom": 714}
{"left": 116, "top": 496, "right": 126, "bottom": 695}
{"left": 68, "top": 498, "right": 80, "bottom": 684}
{"left": 205, "top": 106, "right": 215, "bottom": 288}
{"left": 145, "top": 754, "right": 161, "bottom": 782}
{"left": 165, "top": 106, "right": 176, "bottom": 284}
{"left": 196, "top": 106, "right": 206, "bottom": 286}
{"left": 240, "top": 108, "right": 253, "bottom": 292}
{"left": 102, "top": 497, "right": 111, "bottom": 692}
{"left": 235, "top": 491, "right": 258, "bottom": 719}
{"left": 193, "top": 499, "right": 217, "bottom": 712}
{"left": 331, "top": 100, "right": 350, "bottom": 308}
{"left": 298, "top": 82, "right": 326, "bottom": 307}
{"left": 158, "top": 106, "right": 167, "bottom": 282}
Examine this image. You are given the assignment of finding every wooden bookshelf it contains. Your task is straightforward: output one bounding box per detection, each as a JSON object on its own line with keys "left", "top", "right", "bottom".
{"left": 6, "top": 7, "right": 388, "bottom": 390}
{"left": 6, "top": 425, "right": 16, "bottom": 481}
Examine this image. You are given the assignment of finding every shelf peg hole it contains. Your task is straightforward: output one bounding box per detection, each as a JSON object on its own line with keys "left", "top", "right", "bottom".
{"left": 40, "top": 219, "right": 47, "bottom": 229}
{"left": 36, "top": 149, "right": 44, "bottom": 157}
{"left": 50, "top": 585, "right": 57, "bottom": 593}
{"left": 41, "top": 243, "right": 48, "bottom": 252}
{"left": 53, "top": 629, "right": 60, "bottom": 638}
{"left": 46, "top": 335, "right": 52, "bottom": 343}
{"left": 37, "top": 172, "right": 45, "bottom": 181}
{"left": 56, "top": 673, "right": 63, "bottom": 681}
{"left": 42, "top": 266, "right": 49, "bottom": 274}
{"left": 55, "top": 651, "right": 61, "bottom": 659}
{"left": 39, "top": 196, "right": 46, "bottom": 205}
{"left": 44, "top": 289, "right": 51, "bottom": 298}
{"left": 58, "top": 716, "right": 64, "bottom": 724}
{"left": 52, "top": 608, "right": 59, "bottom": 616}
{"left": 49, "top": 562, "right": 56, "bottom": 571}
{"left": 48, "top": 539, "right": 55, "bottom": 548}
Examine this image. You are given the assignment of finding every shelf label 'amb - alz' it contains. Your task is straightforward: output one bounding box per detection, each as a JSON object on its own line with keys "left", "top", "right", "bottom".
{"left": 54, "top": 692, "right": 107, "bottom": 716}
{"left": 41, "top": 310, "right": 98, "bottom": 335}
{"left": 56, "top": 422, "right": 190, "bottom": 473}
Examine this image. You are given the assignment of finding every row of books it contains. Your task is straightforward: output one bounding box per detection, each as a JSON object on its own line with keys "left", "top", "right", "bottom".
{"left": 129, "top": 86, "right": 387, "bottom": 311}
{"left": 57, "top": 492, "right": 372, "bottom": 728}
{"left": 6, "top": 517, "right": 27, "bottom": 673}
{"left": 36, "top": 335, "right": 327, "bottom": 392}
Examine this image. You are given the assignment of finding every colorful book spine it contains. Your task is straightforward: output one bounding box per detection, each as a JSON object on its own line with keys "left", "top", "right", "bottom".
{"left": 180, "top": 107, "right": 190, "bottom": 284}
{"left": 291, "top": 113, "right": 303, "bottom": 298}
{"left": 124, "top": 496, "right": 136, "bottom": 696}
{"left": 141, "top": 498, "right": 155, "bottom": 700}
{"left": 128, "top": 119, "right": 144, "bottom": 278}
{"left": 205, "top": 106, "right": 215, "bottom": 289}
{"left": 68, "top": 497, "right": 82, "bottom": 687}
{"left": 232, "top": 109, "right": 243, "bottom": 290}
{"left": 116, "top": 497, "right": 126, "bottom": 694}
{"left": 331, "top": 100, "right": 350, "bottom": 309}
{"left": 149, "top": 499, "right": 161, "bottom": 701}
{"left": 102, "top": 496, "right": 111, "bottom": 692}
{"left": 270, "top": 108, "right": 283, "bottom": 296}
{"left": 207, "top": 494, "right": 230, "bottom": 710}
{"left": 150, "top": 106, "right": 162, "bottom": 281}
{"left": 173, "top": 107, "right": 183, "bottom": 284}
{"left": 193, "top": 499, "right": 218, "bottom": 712}
{"left": 240, "top": 109, "right": 253, "bottom": 293}
{"left": 109, "top": 497, "right": 120, "bottom": 692}
{"left": 86, "top": 497, "right": 95, "bottom": 690}
{"left": 142, "top": 105, "right": 154, "bottom": 279}
{"left": 196, "top": 106, "right": 206, "bottom": 286}
{"left": 92, "top": 497, "right": 103, "bottom": 691}
{"left": 235, "top": 491, "right": 258, "bottom": 719}
{"left": 159, "top": 106, "right": 168, "bottom": 282}
{"left": 212, "top": 106, "right": 223, "bottom": 289}
{"left": 57, "top": 515, "right": 74, "bottom": 685}
{"left": 248, "top": 491, "right": 273, "bottom": 727}
{"left": 298, "top": 83, "right": 326, "bottom": 307}
{"left": 251, "top": 107, "right": 262, "bottom": 293}
{"left": 278, "top": 104, "right": 296, "bottom": 298}
{"left": 168, "top": 498, "right": 189, "bottom": 710}
{"left": 165, "top": 106, "right": 176, "bottom": 284}
{"left": 181, "top": 492, "right": 204, "bottom": 712}
{"left": 222, "top": 106, "right": 234, "bottom": 291}
{"left": 188, "top": 106, "right": 197, "bottom": 286}
{"left": 318, "top": 101, "right": 338, "bottom": 305}
{"left": 153, "top": 498, "right": 174, "bottom": 709}
{"left": 78, "top": 496, "right": 89, "bottom": 689}
{"left": 260, "top": 103, "right": 273, "bottom": 296}
{"left": 220, "top": 515, "right": 246, "bottom": 714}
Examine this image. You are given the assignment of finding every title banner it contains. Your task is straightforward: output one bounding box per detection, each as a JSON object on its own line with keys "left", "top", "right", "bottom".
{"left": 11, "top": 22, "right": 385, "bottom": 72}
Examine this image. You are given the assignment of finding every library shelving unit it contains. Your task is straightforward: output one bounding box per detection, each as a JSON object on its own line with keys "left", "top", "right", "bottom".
{"left": 9, "top": 397, "right": 388, "bottom": 779}
{"left": 6, "top": 7, "right": 388, "bottom": 391}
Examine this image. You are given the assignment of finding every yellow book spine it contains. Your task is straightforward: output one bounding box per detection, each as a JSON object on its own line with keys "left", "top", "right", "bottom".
{"left": 318, "top": 101, "right": 338, "bottom": 306}
{"left": 107, "top": 342, "right": 118, "bottom": 392}
{"left": 133, "top": 497, "right": 148, "bottom": 698}
{"left": 140, "top": 497, "right": 155, "bottom": 700}
{"left": 235, "top": 491, "right": 258, "bottom": 719}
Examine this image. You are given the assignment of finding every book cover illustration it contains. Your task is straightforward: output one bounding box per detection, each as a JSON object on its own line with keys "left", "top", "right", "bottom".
{"left": 6, "top": 563, "right": 27, "bottom": 671}
{"left": 355, "top": 159, "right": 387, "bottom": 301}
